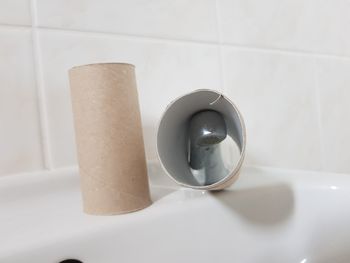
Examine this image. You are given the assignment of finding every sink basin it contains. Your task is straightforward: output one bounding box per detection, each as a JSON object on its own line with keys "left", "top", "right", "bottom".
{"left": 1, "top": 162, "right": 349, "bottom": 263}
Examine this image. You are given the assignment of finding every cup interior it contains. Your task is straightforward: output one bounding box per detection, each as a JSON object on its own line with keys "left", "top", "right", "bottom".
{"left": 157, "top": 90, "right": 245, "bottom": 189}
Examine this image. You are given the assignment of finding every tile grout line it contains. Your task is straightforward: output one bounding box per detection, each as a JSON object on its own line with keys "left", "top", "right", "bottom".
{"left": 35, "top": 25, "right": 220, "bottom": 47}
{"left": 21, "top": 25, "right": 350, "bottom": 62}
{"left": 0, "top": 23, "right": 31, "bottom": 29}
{"left": 30, "top": 0, "right": 54, "bottom": 170}
{"left": 219, "top": 42, "right": 350, "bottom": 61}
{"left": 0, "top": 21, "right": 350, "bottom": 60}
{"left": 1, "top": 22, "right": 350, "bottom": 61}
{"left": 312, "top": 58, "right": 327, "bottom": 172}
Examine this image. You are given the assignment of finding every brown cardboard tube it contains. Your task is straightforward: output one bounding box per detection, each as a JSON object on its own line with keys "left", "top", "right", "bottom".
{"left": 69, "top": 63, "right": 151, "bottom": 215}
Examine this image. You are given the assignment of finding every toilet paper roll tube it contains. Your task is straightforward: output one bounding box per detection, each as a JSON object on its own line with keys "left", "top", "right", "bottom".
{"left": 156, "top": 89, "right": 246, "bottom": 190}
{"left": 69, "top": 63, "right": 152, "bottom": 215}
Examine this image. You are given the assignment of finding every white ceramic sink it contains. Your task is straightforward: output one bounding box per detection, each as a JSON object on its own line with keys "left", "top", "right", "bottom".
{"left": 1, "top": 162, "right": 349, "bottom": 263}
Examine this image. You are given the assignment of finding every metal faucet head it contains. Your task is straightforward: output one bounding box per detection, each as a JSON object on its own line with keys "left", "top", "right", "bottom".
{"left": 189, "top": 110, "right": 227, "bottom": 147}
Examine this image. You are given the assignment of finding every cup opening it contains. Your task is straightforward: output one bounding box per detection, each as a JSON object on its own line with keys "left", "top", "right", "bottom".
{"left": 157, "top": 89, "right": 245, "bottom": 189}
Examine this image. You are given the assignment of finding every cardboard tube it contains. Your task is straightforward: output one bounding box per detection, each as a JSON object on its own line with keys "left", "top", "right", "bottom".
{"left": 157, "top": 89, "right": 246, "bottom": 191}
{"left": 69, "top": 63, "right": 151, "bottom": 215}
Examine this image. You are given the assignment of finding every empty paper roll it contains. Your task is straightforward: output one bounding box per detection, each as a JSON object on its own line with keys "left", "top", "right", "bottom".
{"left": 69, "top": 63, "right": 151, "bottom": 215}
{"left": 157, "top": 89, "right": 246, "bottom": 190}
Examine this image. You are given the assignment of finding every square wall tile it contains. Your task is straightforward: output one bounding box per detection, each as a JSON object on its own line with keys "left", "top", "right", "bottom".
{"left": 317, "top": 58, "right": 350, "bottom": 174}
{"left": 222, "top": 47, "right": 322, "bottom": 170}
{"left": 218, "top": 0, "right": 350, "bottom": 56}
{"left": 0, "top": 0, "right": 31, "bottom": 25}
{"left": 0, "top": 28, "right": 43, "bottom": 175}
{"left": 36, "top": 0, "right": 218, "bottom": 42}
{"left": 38, "top": 30, "right": 221, "bottom": 167}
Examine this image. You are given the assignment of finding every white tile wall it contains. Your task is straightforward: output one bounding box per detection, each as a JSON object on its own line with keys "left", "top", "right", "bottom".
{"left": 218, "top": 0, "right": 350, "bottom": 56}
{"left": 0, "top": 27, "right": 43, "bottom": 175}
{"left": 316, "top": 58, "right": 350, "bottom": 174}
{"left": 0, "top": 0, "right": 349, "bottom": 176}
{"left": 0, "top": 0, "right": 31, "bottom": 26}
{"left": 36, "top": 0, "right": 218, "bottom": 42}
{"left": 38, "top": 30, "right": 221, "bottom": 167}
{"left": 222, "top": 48, "right": 322, "bottom": 171}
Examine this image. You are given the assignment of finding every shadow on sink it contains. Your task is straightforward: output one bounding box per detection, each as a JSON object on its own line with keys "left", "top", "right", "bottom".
{"left": 150, "top": 186, "right": 178, "bottom": 202}
{"left": 210, "top": 183, "right": 294, "bottom": 226}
